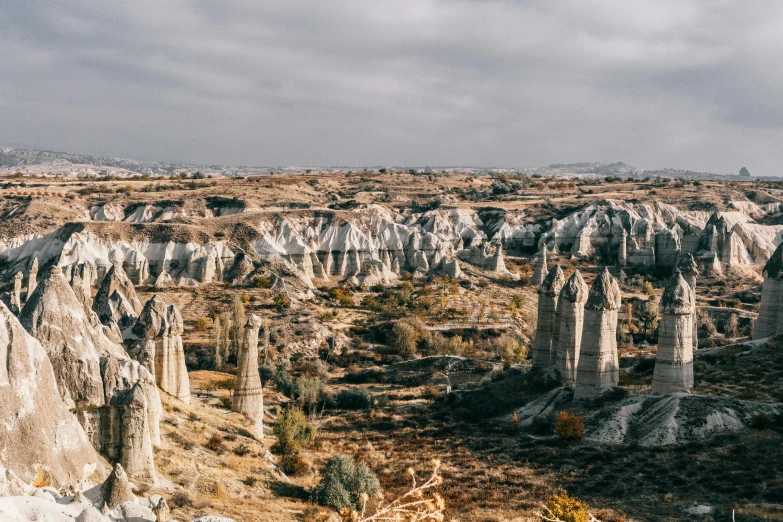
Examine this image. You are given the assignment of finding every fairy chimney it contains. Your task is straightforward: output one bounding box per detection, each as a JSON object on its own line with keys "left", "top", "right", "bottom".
{"left": 651, "top": 272, "right": 695, "bottom": 394}
{"left": 532, "top": 265, "right": 565, "bottom": 367}
{"left": 531, "top": 244, "right": 549, "bottom": 286}
{"left": 132, "top": 296, "right": 191, "bottom": 403}
{"left": 555, "top": 270, "right": 588, "bottom": 383}
{"left": 755, "top": 242, "right": 783, "bottom": 340}
{"left": 618, "top": 229, "right": 627, "bottom": 267}
{"left": 232, "top": 314, "right": 265, "bottom": 434}
{"left": 677, "top": 254, "right": 699, "bottom": 349}
{"left": 574, "top": 268, "right": 621, "bottom": 399}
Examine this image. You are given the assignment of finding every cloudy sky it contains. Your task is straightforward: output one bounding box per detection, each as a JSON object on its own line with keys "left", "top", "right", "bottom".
{"left": 1, "top": 1, "right": 782, "bottom": 174}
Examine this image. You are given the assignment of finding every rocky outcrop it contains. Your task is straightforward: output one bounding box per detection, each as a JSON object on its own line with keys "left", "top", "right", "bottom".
{"left": 130, "top": 296, "right": 191, "bottom": 403}
{"left": 531, "top": 244, "right": 548, "bottom": 286}
{"left": 11, "top": 271, "right": 22, "bottom": 312}
{"left": 652, "top": 272, "right": 695, "bottom": 394}
{"left": 93, "top": 265, "right": 143, "bottom": 329}
{"left": 0, "top": 300, "right": 98, "bottom": 489}
{"left": 574, "top": 268, "right": 621, "bottom": 399}
{"left": 19, "top": 265, "right": 159, "bottom": 481}
{"left": 100, "top": 464, "right": 135, "bottom": 510}
{"left": 123, "top": 250, "right": 149, "bottom": 286}
{"left": 555, "top": 270, "right": 588, "bottom": 383}
{"left": 106, "top": 384, "right": 156, "bottom": 481}
{"left": 232, "top": 314, "right": 264, "bottom": 433}
{"left": 618, "top": 229, "right": 627, "bottom": 267}
{"left": 754, "top": 242, "right": 783, "bottom": 340}
{"left": 677, "top": 254, "right": 699, "bottom": 349}
{"left": 532, "top": 265, "right": 564, "bottom": 367}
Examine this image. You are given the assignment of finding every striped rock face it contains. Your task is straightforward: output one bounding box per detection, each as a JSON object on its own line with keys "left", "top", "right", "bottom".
{"left": 574, "top": 268, "right": 621, "bottom": 399}
{"left": 232, "top": 314, "right": 265, "bottom": 434}
{"left": 556, "top": 270, "right": 588, "bottom": 383}
{"left": 652, "top": 272, "right": 695, "bottom": 394}
{"left": 532, "top": 265, "right": 564, "bottom": 367}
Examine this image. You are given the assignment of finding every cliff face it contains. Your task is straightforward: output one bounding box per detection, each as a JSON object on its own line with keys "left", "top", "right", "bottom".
{"left": 0, "top": 300, "right": 98, "bottom": 489}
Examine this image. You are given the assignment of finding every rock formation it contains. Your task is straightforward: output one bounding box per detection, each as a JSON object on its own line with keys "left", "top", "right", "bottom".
{"left": 677, "top": 254, "right": 699, "bottom": 349}
{"left": 651, "top": 272, "right": 695, "bottom": 394}
{"left": 93, "top": 264, "right": 143, "bottom": 329}
{"left": 19, "top": 265, "right": 159, "bottom": 481}
{"left": 130, "top": 295, "right": 191, "bottom": 403}
{"left": 11, "top": 271, "right": 22, "bottom": 312}
{"left": 531, "top": 244, "right": 548, "bottom": 286}
{"left": 618, "top": 229, "right": 627, "bottom": 267}
{"left": 555, "top": 269, "right": 588, "bottom": 383}
{"left": 532, "top": 265, "right": 564, "bottom": 367}
{"left": 232, "top": 314, "right": 264, "bottom": 433}
{"left": 105, "top": 383, "right": 157, "bottom": 481}
{"left": 100, "top": 464, "right": 135, "bottom": 510}
{"left": 754, "top": 242, "right": 783, "bottom": 340}
{"left": 574, "top": 268, "right": 621, "bottom": 399}
{"left": 0, "top": 300, "right": 98, "bottom": 489}
{"left": 27, "top": 257, "right": 38, "bottom": 298}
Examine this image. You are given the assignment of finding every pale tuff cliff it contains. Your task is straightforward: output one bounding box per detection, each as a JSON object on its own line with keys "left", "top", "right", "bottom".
{"left": 19, "top": 266, "right": 159, "bottom": 480}
{"left": 0, "top": 300, "right": 98, "bottom": 489}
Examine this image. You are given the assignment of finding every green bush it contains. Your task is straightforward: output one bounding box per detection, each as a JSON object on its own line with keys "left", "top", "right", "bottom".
{"left": 314, "top": 455, "right": 381, "bottom": 511}
{"left": 274, "top": 407, "right": 316, "bottom": 452}
{"left": 337, "top": 388, "right": 374, "bottom": 410}
{"left": 295, "top": 377, "right": 324, "bottom": 410}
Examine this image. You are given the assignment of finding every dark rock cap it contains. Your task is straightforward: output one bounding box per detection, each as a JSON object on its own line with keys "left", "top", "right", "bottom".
{"left": 585, "top": 268, "right": 621, "bottom": 311}
{"left": 560, "top": 270, "right": 588, "bottom": 303}
{"left": 661, "top": 271, "right": 694, "bottom": 315}
{"left": 764, "top": 242, "right": 783, "bottom": 279}
{"left": 677, "top": 253, "right": 699, "bottom": 276}
{"left": 540, "top": 264, "right": 565, "bottom": 296}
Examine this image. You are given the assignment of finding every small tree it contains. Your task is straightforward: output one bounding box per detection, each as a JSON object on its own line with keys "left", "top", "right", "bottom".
{"left": 273, "top": 292, "right": 291, "bottom": 311}
{"left": 230, "top": 295, "right": 246, "bottom": 360}
{"left": 391, "top": 320, "right": 420, "bottom": 355}
{"left": 638, "top": 299, "right": 659, "bottom": 339}
{"left": 213, "top": 315, "right": 223, "bottom": 369}
{"left": 554, "top": 412, "right": 584, "bottom": 441}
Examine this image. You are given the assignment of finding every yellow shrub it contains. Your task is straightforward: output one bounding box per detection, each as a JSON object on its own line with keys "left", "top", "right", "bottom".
{"left": 554, "top": 411, "right": 584, "bottom": 441}
{"left": 545, "top": 489, "right": 589, "bottom": 522}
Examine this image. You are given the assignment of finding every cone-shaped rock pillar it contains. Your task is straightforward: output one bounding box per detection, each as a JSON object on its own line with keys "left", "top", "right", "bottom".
{"left": 574, "top": 268, "right": 621, "bottom": 399}
{"left": 532, "top": 265, "right": 564, "bottom": 367}
{"left": 93, "top": 265, "right": 143, "bottom": 329}
{"left": 555, "top": 270, "right": 588, "bottom": 383}
{"left": 531, "top": 244, "right": 548, "bottom": 286}
{"left": 11, "top": 271, "right": 22, "bottom": 312}
{"left": 651, "top": 272, "right": 695, "bottom": 394}
{"left": 100, "top": 464, "right": 135, "bottom": 510}
{"left": 754, "top": 242, "right": 783, "bottom": 340}
{"left": 232, "top": 314, "right": 265, "bottom": 434}
{"left": 677, "top": 254, "right": 699, "bottom": 349}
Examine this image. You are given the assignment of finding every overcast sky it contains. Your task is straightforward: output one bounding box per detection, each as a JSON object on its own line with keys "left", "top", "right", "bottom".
{"left": 2, "top": 1, "right": 783, "bottom": 174}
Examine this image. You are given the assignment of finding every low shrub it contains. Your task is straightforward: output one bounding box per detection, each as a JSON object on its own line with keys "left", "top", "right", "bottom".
{"left": 314, "top": 455, "right": 381, "bottom": 511}
{"left": 544, "top": 489, "right": 589, "bottom": 522}
{"left": 554, "top": 412, "right": 584, "bottom": 441}
{"left": 274, "top": 406, "right": 317, "bottom": 455}
{"left": 337, "top": 388, "right": 375, "bottom": 410}
{"left": 193, "top": 317, "right": 209, "bottom": 331}
{"left": 751, "top": 412, "right": 769, "bottom": 430}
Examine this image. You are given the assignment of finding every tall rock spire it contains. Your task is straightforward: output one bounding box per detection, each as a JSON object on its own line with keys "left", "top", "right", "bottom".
{"left": 232, "top": 314, "right": 265, "bottom": 434}
{"left": 132, "top": 296, "right": 191, "bottom": 404}
{"left": 532, "top": 265, "right": 564, "bottom": 367}
{"left": 652, "top": 272, "right": 695, "bottom": 394}
{"left": 555, "top": 270, "right": 588, "bottom": 383}
{"left": 754, "top": 242, "right": 783, "bottom": 340}
{"left": 677, "top": 254, "right": 699, "bottom": 349}
{"left": 11, "top": 271, "right": 23, "bottom": 312}
{"left": 618, "top": 229, "right": 627, "bottom": 267}
{"left": 531, "top": 243, "right": 549, "bottom": 286}
{"left": 574, "top": 268, "right": 621, "bottom": 399}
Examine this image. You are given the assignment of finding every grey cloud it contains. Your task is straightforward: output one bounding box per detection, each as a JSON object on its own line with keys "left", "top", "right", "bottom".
{"left": 1, "top": 0, "right": 783, "bottom": 174}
